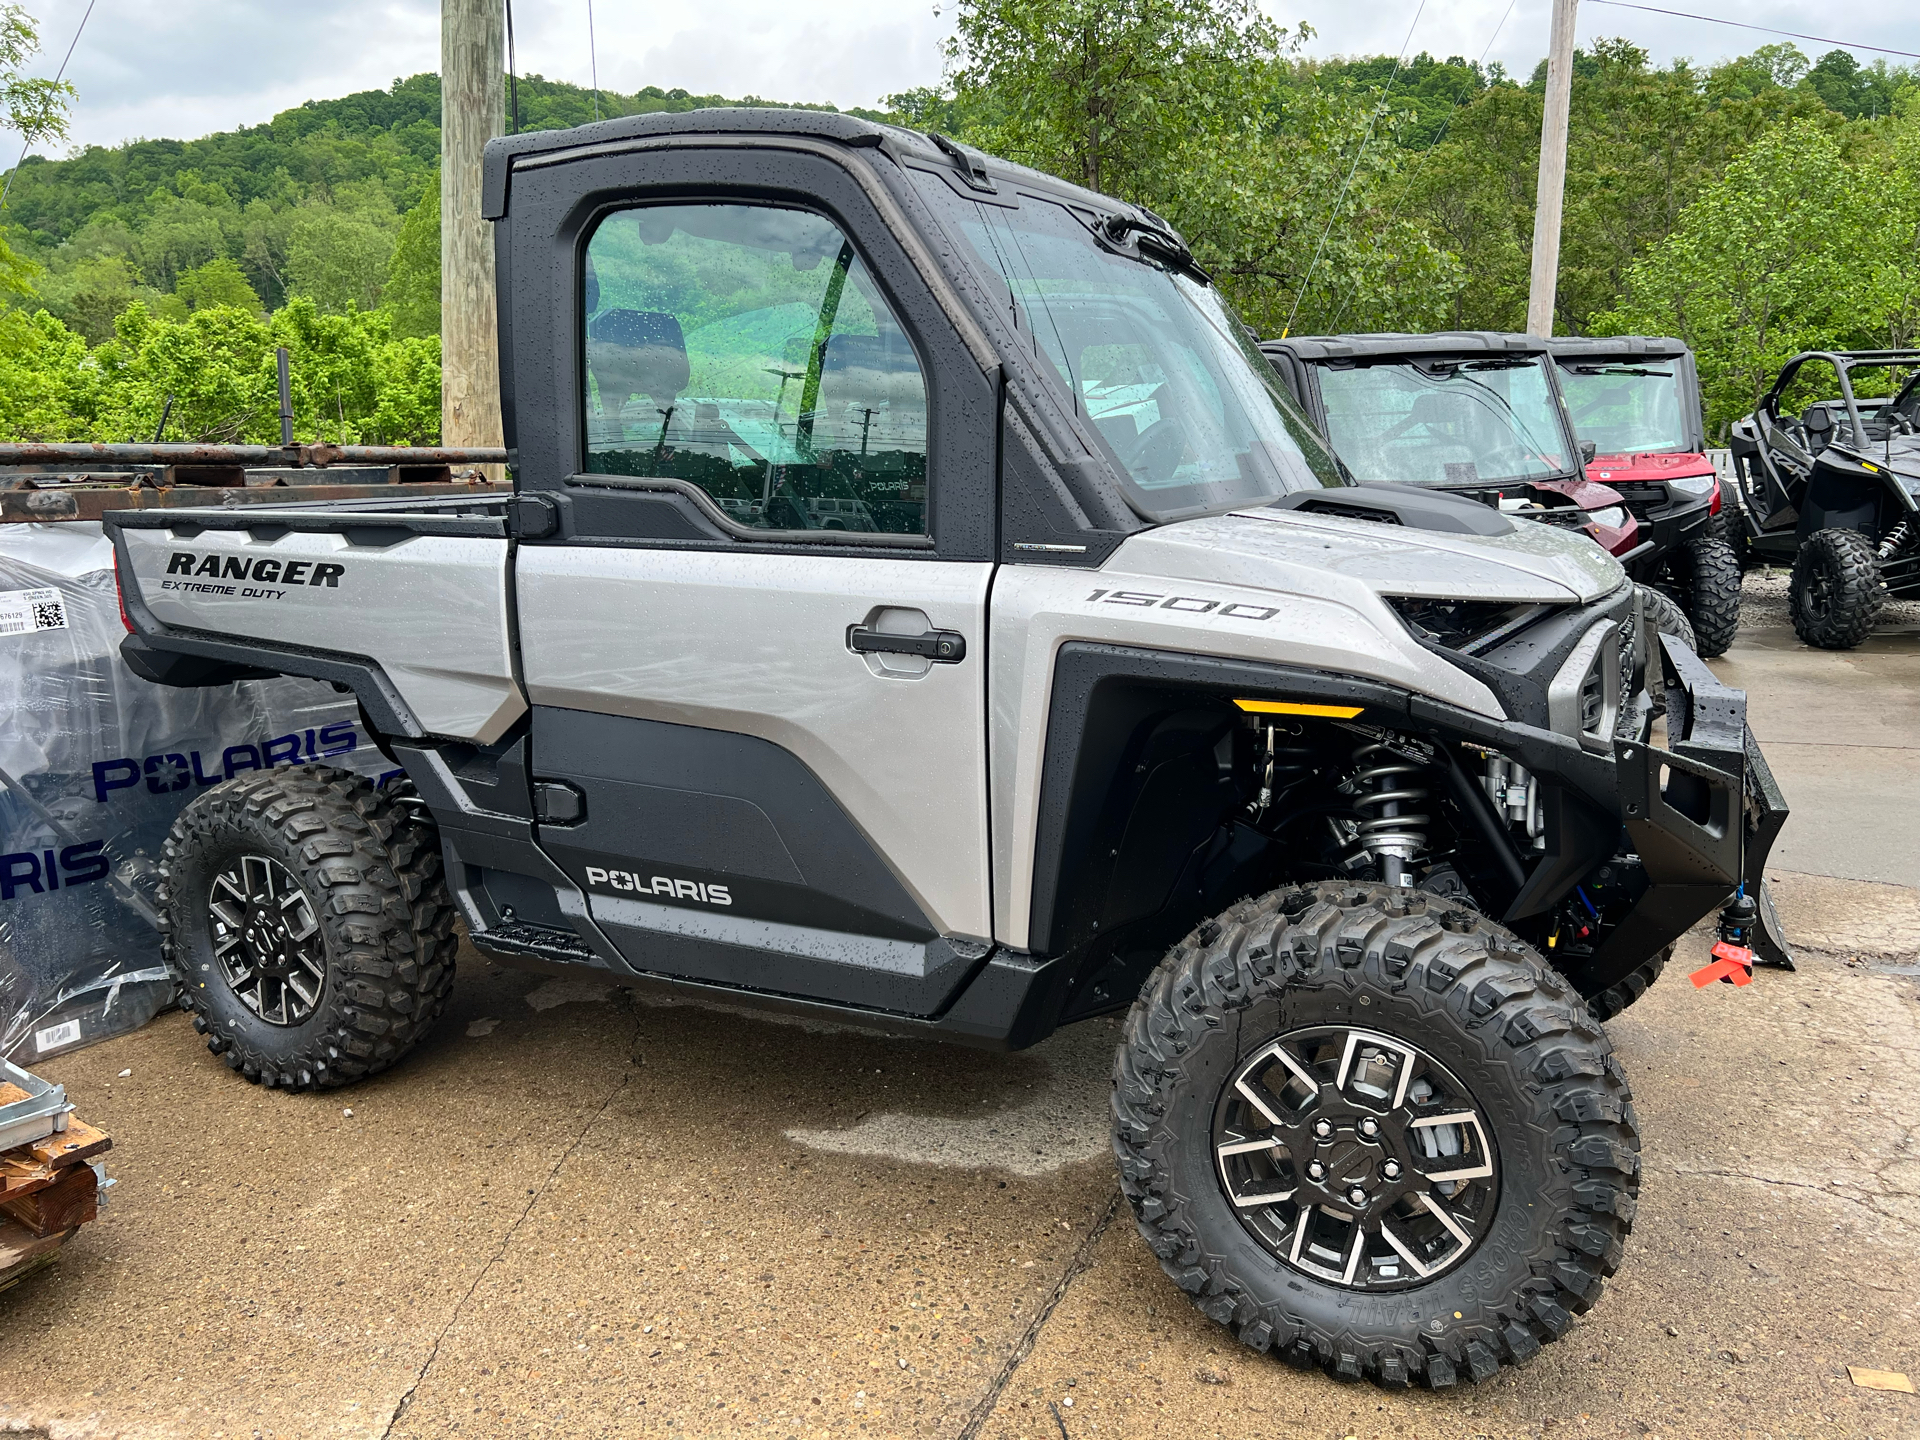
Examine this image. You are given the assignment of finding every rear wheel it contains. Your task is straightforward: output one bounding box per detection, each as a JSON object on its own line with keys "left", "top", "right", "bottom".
{"left": 1671, "top": 538, "right": 1742, "bottom": 657}
{"left": 159, "top": 764, "right": 456, "bottom": 1091}
{"left": 1112, "top": 883, "right": 1639, "bottom": 1388}
{"left": 1790, "top": 527, "right": 1882, "bottom": 650}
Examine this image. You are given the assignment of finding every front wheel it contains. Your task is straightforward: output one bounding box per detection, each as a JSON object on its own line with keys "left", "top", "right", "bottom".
{"left": 1790, "top": 527, "right": 1883, "bottom": 650}
{"left": 1672, "top": 537, "right": 1742, "bottom": 657}
{"left": 159, "top": 764, "right": 457, "bottom": 1091}
{"left": 1112, "top": 883, "right": 1640, "bottom": 1388}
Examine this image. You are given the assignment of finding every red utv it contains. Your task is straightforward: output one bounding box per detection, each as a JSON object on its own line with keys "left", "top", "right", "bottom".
{"left": 1545, "top": 337, "right": 1741, "bottom": 655}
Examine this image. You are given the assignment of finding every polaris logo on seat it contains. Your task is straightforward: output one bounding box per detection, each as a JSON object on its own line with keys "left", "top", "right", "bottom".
{"left": 165, "top": 552, "right": 346, "bottom": 587}
{"left": 585, "top": 866, "right": 732, "bottom": 907}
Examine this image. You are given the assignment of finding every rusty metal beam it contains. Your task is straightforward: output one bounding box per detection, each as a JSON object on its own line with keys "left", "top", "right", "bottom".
{"left": 0, "top": 443, "right": 510, "bottom": 468}
{"left": 3, "top": 479, "right": 509, "bottom": 524}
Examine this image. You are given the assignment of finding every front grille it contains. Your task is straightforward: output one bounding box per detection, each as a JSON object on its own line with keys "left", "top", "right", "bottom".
{"left": 1608, "top": 480, "right": 1668, "bottom": 521}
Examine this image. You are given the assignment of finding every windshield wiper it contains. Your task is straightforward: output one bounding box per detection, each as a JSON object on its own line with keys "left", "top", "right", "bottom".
{"left": 1098, "top": 214, "right": 1212, "bottom": 284}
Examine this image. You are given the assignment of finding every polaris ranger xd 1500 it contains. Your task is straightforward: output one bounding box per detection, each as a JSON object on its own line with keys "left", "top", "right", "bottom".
{"left": 104, "top": 110, "right": 1790, "bottom": 1390}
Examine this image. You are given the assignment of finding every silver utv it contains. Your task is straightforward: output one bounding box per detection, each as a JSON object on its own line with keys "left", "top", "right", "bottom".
{"left": 106, "top": 110, "right": 1788, "bottom": 1391}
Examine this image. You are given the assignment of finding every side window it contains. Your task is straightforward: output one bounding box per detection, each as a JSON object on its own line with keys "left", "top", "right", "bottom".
{"left": 582, "top": 202, "right": 929, "bottom": 536}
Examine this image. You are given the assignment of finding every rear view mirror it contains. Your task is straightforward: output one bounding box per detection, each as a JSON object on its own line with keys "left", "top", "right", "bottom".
{"left": 1580, "top": 440, "right": 1597, "bottom": 463}
{"left": 1804, "top": 406, "right": 1834, "bottom": 434}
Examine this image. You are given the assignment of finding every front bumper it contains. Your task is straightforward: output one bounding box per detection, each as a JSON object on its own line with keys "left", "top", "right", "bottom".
{"left": 1554, "top": 634, "right": 1790, "bottom": 994}
{"left": 1615, "top": 486, "right": 1714, "bottom": 578}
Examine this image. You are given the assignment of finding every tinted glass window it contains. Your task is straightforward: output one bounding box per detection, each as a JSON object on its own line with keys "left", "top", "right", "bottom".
{"left": 1316, "top": 357, "right": 1572, "bottom": 487}
{"left": 912, "top": 176, "right": 1345, "bottom": 517}
{"left": 582, "top": 203, "right": 928, "bottom": 535}
{"left": 1556, "top": 363, "right": 1688, "bottom": 454}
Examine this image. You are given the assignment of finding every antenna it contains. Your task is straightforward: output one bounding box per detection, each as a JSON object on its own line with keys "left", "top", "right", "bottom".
{"left": 505, "top": 0, "right": 521, "bottom": 134}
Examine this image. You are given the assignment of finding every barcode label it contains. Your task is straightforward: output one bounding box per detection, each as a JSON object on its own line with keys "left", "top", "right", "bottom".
{"left": 0, "top": 587, "right": 67, "bottom": 637}
{"left": 34, "top": 1019, "right": 81, "bottom": 1053}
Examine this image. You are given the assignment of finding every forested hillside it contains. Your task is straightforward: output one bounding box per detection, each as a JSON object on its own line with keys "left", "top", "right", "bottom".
{"left": 0, "top": 0, "right": 1916, "bottom": 444}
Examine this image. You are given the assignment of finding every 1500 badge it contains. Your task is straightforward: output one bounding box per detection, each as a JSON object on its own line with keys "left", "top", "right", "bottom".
{"left": 1086, "top": 587, "right": 1280, "bottom": 620}
{"left": 585, "top": 866, "right": 732, "bottom": 907}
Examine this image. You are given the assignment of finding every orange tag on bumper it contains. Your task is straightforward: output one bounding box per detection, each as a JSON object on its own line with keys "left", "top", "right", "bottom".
{"left": 1691, "top": 940, "right": 1754, "bottom": 988}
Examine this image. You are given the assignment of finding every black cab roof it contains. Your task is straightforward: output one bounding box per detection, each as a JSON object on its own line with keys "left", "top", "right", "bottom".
{"left": 1544, "top": 335, "right": 1689, "bottom": 361}
{"left": 1259, "top": 331, "right": 1547, "bottom": 363}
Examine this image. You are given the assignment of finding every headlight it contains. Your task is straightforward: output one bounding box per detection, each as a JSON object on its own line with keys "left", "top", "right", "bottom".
{"left": 1384, "top": 596, "right": 1556, "bottom": 655}
{"left": 1666, "top": 475, "right": 1715, "bottom": 500}
{"left": 1586, "top": 506, "right": 1628, "bottom": 529}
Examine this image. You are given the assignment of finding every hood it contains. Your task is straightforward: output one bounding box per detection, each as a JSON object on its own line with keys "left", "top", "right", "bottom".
{"left": 1588, "top": 451, "right": 1715, "bottom": 483}
{"left": 1120, "top": 502, "right": 1625, "bottom": 605}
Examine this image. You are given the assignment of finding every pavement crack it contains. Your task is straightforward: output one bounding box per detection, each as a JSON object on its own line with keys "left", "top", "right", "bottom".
{"left": 1674, "top": 1166, "right": 1920, "bottom": 1234}
{"left": 378, "top": 993, "right": 644, "bottom": 1440}
{"left": 956, "top": 1188, "right": 1121, "bottom": 1440}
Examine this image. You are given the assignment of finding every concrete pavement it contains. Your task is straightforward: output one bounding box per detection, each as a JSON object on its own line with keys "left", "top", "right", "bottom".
{"left": 1, "top": 617, "right": 1916, "bottom": 1440}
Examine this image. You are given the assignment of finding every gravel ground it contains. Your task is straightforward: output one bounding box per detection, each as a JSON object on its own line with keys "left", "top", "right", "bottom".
{"left": 1737, "top": 565, "right": 1920, "bottom": 632}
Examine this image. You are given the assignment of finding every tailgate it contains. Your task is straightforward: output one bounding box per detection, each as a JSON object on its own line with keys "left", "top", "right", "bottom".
{"left": 111, "top": 504, "right": 524, "bottom": 744}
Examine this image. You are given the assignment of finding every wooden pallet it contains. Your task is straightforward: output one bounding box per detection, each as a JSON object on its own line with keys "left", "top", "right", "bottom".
{"left": 0, "top": 1081, "right": 110, "bottom": 1293}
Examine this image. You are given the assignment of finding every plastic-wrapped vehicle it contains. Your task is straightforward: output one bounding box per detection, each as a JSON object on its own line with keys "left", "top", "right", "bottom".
{"left": 1728, "top": 349, "right": 1920, "bottom": 649}
{"left": 1262, "top": 333, "right": 1740, "bottom": 657}
{"left": 1546, "top": 337, "right": 1740, "bottom": 655}
{"left": 101, "top": 110, "right": 1789, "bottom": 1389}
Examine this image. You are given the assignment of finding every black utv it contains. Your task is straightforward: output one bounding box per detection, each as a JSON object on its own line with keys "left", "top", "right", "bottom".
{"left": 1729, "top": 349, "right": 1920, "bottom": 648}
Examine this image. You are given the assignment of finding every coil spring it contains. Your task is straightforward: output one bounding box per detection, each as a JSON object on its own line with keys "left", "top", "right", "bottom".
{"left": 1880, "top": 519, "right": 1915, "bottom": 561}
{"left": 1348, "top": 740, "right": 1431, "bottom": 884}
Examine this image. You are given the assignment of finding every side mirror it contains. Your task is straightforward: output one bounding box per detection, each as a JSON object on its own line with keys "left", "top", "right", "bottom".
{"left": 1579, "top": 440, "right": 1597, "bottom": 464}
{"left": 1804, "top": 406, "right": 1834, "bottom": 434}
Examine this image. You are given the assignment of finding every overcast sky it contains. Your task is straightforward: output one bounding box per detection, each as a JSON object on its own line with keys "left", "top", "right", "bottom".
{"left": 12, "top": 0, "right": 1917, "bottom": 156}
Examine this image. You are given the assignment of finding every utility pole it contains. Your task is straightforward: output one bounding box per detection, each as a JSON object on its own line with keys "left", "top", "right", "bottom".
{"left": 1525, "top": 0, "right": 1578, "bottom": 338}
{"left": 442, "top": 0, "right": 504, "bottom": 458}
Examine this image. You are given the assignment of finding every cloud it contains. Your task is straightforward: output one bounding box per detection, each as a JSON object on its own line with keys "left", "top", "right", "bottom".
{"left": 12, "top": 0, "right": 1916, "bottom": 157}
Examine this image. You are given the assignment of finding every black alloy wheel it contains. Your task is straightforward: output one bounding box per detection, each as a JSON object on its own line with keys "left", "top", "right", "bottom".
{"left": 208, "top": 853, "right": 326, "bottom": 1026}
{"left": 1214, "top": 1025, "right": 1497, "bottom": 1290}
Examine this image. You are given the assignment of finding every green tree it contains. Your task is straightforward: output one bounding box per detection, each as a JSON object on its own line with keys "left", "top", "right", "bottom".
{"left": 382, "top": 175, "right": 439, "bottom": 340}
{"left": 0, "top": 4, "right": 73, "bottom": 350}
{"left": 174, "top": 255, "right": 262, "bottom": 314}
{"left": 1597, "top": 121, "right": 1873, "bottom": 432}
{"left": 286, "top": 207, "right": 395, "bottom": 312}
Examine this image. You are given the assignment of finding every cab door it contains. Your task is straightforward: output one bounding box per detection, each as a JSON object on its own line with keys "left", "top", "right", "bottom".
{"left": 502, "top": 155, "right": 999, "bottom": 1015}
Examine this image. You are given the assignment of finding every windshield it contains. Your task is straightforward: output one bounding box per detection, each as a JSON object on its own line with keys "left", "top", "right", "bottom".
{"left": 1314, "top": 357, "right": 1573, "bottom": 487}
{"left": 911, "top": 173, "right": 1346, "bottom": 516}
{"left": 1556, "top": 363, "right": 1688, "bottom": 454}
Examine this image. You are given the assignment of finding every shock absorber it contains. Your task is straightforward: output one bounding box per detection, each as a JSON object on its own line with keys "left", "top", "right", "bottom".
{"left": 1244, "top": 722, "right": 1314, "bottom": 823}
{"left": 1879, "top": 519, "right": 1914, "bottom": 561}
{"left": 1345, "top": 739, "right": 1431, "bottom": 887}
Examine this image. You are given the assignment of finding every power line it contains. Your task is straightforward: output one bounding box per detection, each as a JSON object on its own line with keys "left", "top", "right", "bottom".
{"left": 587, "top": 0, "right": 602, "bottom": 121}
{"left": 506, "top": 0, "right": 521, "bottom": 135}
{"left": 1282, "top": 0, "right": 1429, "bottom": 338}
{"left": 1583, "top": 1, "right": 1920, "bottom": 62}
{"left": 1, "top": 0, "right": 97, "bottom": 210}
{"left": 1327, "top": 0, "right": 1517, "bottom": 334}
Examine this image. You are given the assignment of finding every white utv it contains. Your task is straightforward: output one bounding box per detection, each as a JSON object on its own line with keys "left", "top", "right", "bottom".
{"left": 104, "top": 110, "right": 1789, "bottom": 1389}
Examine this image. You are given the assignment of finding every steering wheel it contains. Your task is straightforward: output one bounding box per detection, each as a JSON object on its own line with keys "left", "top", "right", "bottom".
{"left": 1116, "top": 416, "right": 1190, "bottom": 480}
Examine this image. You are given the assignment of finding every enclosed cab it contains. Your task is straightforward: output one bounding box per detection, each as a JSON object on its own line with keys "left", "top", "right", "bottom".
{"left": 105, "top": 109, "right": 1790, "bottom": 1390}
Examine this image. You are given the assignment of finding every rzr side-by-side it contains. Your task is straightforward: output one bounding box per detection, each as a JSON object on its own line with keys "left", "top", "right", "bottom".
{"left": 1729, "top": 349, "right": 1920, "bottom": 649}
{"left": 1262, "top": 333, "right": 1742, "bottom": 656}
{"left": 103, "top": 110, "right": 1788, "bottom": 1390}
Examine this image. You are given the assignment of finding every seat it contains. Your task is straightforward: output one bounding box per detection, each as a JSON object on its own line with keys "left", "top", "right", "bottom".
{"left": 587, "top": 309, "right": 691, "bottom": 411}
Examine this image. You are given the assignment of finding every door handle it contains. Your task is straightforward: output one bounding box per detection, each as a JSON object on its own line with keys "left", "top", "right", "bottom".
{"left": 847, "top": 624, "right": 966, "bottom": 663}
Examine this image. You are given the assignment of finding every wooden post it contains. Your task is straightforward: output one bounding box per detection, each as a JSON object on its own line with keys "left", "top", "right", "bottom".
{"left": 442, "top": 0, "right": 505, "bottom": 458}
{"left": 1526, "top": 0, "right": 1578, "bottom": 339}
